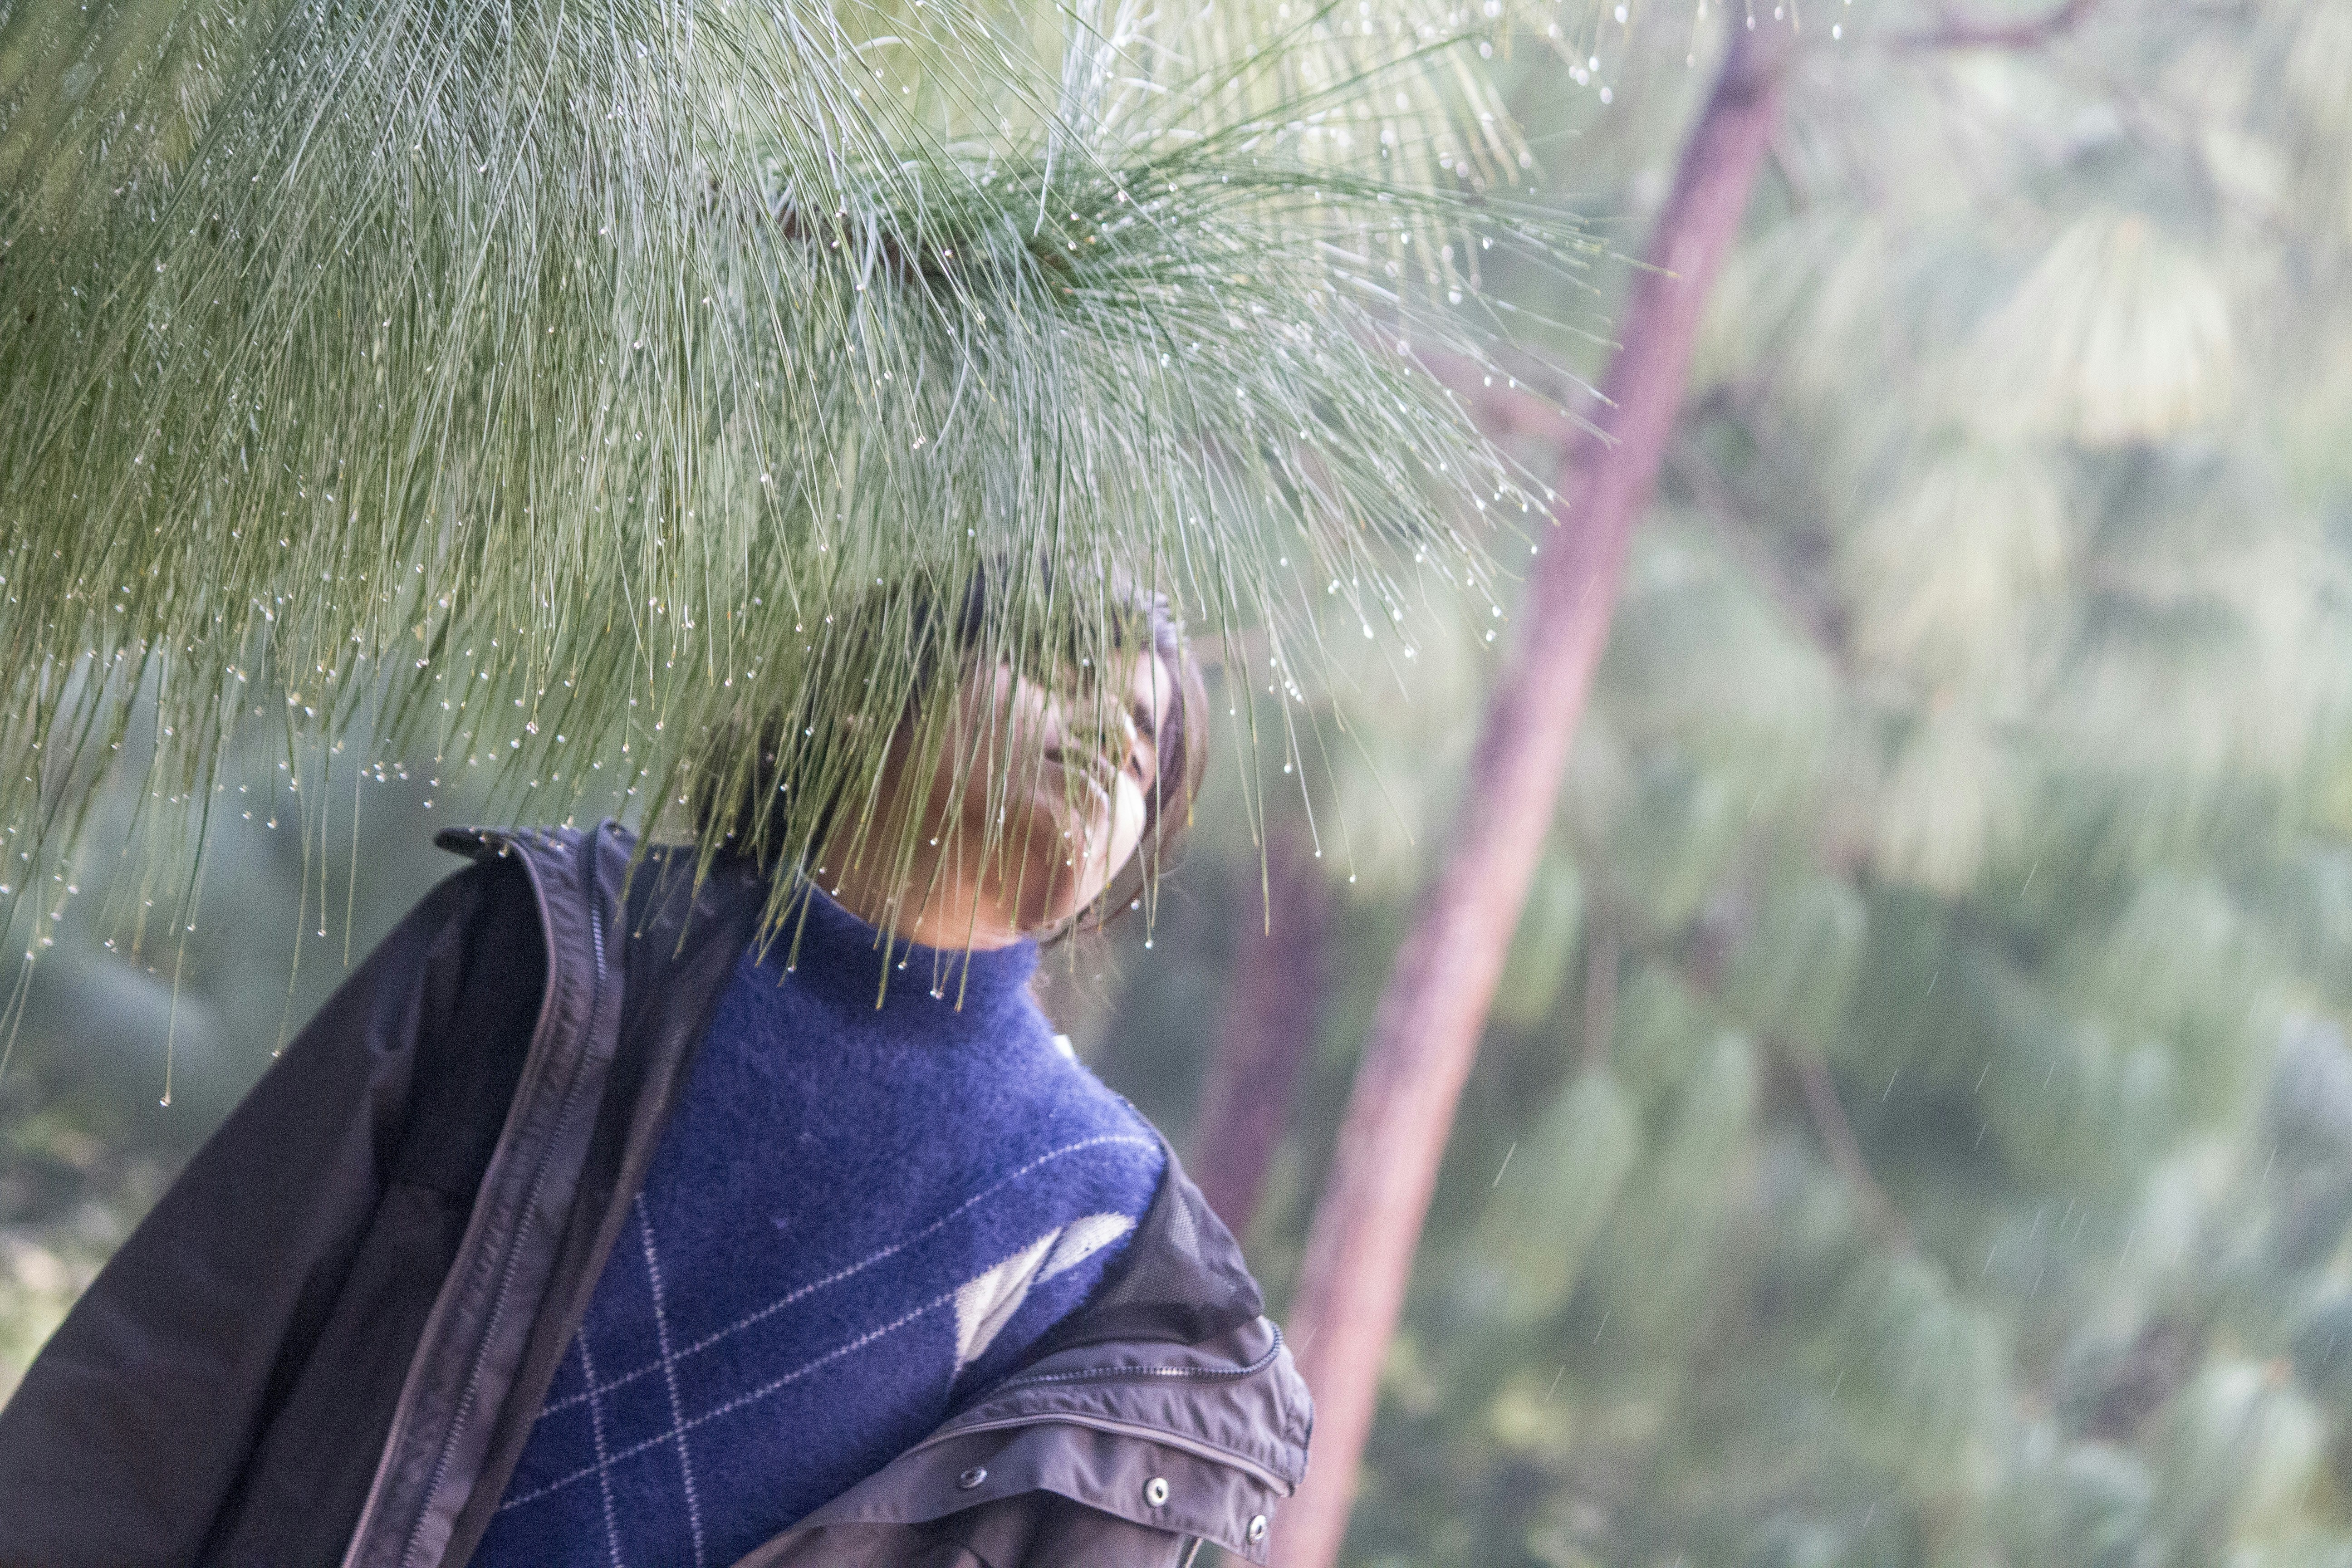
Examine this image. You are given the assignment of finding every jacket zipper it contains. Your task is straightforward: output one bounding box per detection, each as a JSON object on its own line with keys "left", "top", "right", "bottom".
{"left": 397, "top": 839, "right": 609, "bottom": 1568}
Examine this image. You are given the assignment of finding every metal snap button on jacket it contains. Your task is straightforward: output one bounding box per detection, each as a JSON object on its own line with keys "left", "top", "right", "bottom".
{"left": 1248, "top": 1514, "right": 1269, "bottom": 1543}
{"left": 957, "top": 1466, "right": 988, "bottom": 1490}
{"left": 1142, "top": 1475, "right": 1171, "bottom": 1507}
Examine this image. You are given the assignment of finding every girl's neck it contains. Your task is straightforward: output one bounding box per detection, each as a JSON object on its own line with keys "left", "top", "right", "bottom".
{"left": 778, "top": 877, "right": 1040, "bottom": 1017}
{"left": 814, "top": 841, "right": 1027, "bottom": 951}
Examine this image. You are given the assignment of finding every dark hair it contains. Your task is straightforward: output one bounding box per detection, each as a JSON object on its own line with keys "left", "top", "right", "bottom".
{"left": 694, "top": 571, "right": 1208, "bottom": 935}
{"left": 1078, "top": 587, "right": 1210, "bottom": 935}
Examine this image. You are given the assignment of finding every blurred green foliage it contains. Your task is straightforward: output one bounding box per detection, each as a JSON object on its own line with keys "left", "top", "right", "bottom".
{"left": 1087, "top": 2, "right": 2352, "bottom": 1563}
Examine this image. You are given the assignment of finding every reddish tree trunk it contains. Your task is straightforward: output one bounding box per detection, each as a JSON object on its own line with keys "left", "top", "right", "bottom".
{"left": 1272, "top": 32, "right": 1790, "bottom": 1568}
{"left": 1187, "top": 823, "right": 1335, "bottom": 1237}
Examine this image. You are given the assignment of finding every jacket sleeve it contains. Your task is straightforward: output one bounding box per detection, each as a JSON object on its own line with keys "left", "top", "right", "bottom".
{"left": 0, "top": 860, "right": 533, "bottom": 1568}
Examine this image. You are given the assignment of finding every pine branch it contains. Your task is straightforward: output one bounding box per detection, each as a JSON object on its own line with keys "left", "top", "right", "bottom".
{"left": 0, "top": 0, "right": 1611, "bottom": 946}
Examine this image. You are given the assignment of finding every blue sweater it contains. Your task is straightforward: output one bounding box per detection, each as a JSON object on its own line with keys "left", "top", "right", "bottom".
{"left": 473, "top": 886, "right": 1167, "bottom": 1568}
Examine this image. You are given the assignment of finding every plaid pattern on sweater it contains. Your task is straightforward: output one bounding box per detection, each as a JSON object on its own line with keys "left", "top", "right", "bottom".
{"left": 471, "top": 888, "right": 1165, "bottom": 1568}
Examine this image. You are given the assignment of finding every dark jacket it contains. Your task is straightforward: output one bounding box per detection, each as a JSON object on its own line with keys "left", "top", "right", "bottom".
{"left": 0, "top": 824, "right": 1309, "bottom": 1568}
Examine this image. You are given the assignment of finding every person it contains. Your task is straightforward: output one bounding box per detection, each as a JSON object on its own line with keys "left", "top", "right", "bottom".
{"left": 0, "top": 586, "right": 1309, "bottom": 1568}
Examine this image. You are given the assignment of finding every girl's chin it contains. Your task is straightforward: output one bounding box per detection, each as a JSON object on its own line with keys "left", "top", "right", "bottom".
{"left": 998, "top": 838, "right": 1114, "bottom": 928}
{"left": 1004, "top": 789, "right": 1110, "bottom": 855}
{"left": 1012, "top": 874, "right": 1098, "bottom": 935}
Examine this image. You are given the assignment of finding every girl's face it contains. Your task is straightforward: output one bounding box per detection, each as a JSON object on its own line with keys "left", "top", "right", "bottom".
{"left": 897, "top": 648, "right": 1171, "bottom": 937}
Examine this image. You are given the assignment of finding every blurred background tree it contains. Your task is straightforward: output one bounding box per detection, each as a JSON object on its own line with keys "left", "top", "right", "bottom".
{"left": 1091, "top": 0, "right": 2352, "bottom": 1562}
{"left": 17, "top": 5, "right": 2352, "bottom": 1568}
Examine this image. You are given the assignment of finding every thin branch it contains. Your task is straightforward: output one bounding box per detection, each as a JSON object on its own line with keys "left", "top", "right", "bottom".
{"left": 1416, "top": 344, "right": 1594, "bottom": 450}
{"left": 771, "top": 198, "right": 949, "bottom": 288}
{"left": 1580, "top": 923, "right": 1618, "bottom": 1073}
{"left": 1665, "top": 445, "right": 1846, "bottom": 660}
{"left": 1786, "top": 1046, "right": 1912, "bottom": 1251}
{"left": 1890, "top": 0, "right": 2096, "bottom": 53}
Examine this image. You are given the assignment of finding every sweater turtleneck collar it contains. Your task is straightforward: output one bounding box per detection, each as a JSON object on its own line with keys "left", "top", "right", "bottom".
{"left": 763, "top": 878, "right": 1041, "bottom": 1021}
